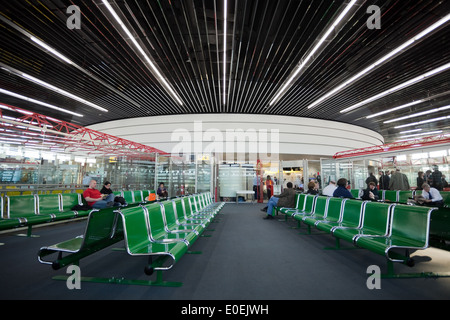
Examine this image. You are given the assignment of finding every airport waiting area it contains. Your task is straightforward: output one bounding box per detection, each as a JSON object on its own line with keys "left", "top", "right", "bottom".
{"left": 1, "top": 0, "right": 450, "bottom": 308}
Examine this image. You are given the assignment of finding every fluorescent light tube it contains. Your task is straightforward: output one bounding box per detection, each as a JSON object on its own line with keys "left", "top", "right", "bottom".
{"left": 394, "top": 115, "right": 450, "bottom": 129}
{"left": 341, "top": 63, "right": 450, "bottom": 113}
{"left": 270, "top": 0, "right": 358, "bottom": 106}
{"left": 102, "top": 0, "right": 183, "bottom": 106}
{"left": 0, "top": 88, "right": 83, "bottom": 117}
{"left": 30, "top": 37, "right": 73, "bottom": 65}
{"left": 308, "top": 13, "right": 450, "bottom": 109}
{"left": 384, "top": 105, "right": 450, "bottom": 123}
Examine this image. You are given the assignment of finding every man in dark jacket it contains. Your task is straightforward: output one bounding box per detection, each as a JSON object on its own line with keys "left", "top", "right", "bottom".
{"left": 262, "top": 182, "right": 297, "bottom": 219}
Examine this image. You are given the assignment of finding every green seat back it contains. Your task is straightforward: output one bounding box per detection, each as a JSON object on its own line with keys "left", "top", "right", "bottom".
{"left": 133, "top": 190, "right": 143, "bottom": 202}
{"left": 120, "top": 206, "right": 150, "bottom": 252}
{"left": 122, "top": 191, "right": 134, "bottom": 204}
{"left": 144, "top": 203, "right": 167, "bottom": 239}
{"left": 340, "top": 199, "right": 364, "bottom": 227}
{"left": 398, "top": 191, "right": 413, "bottom": 203}
{"left": 312, "top": 196, "right": 327, "bottom": 219}
{"left": 162, "top": 200, "right": 177, "bottom": 228}
{"left": 384, "top": 190, "right": 398, "bottom": 202}
{"left": 7, "top": 195, "right": 36, "bottom": 218}
{"left": 441, "top": 192, "right": 450, "bottom": 206}
{"left": 325, "top": 197, "right": 344, "bottom": 221}
{"left": 362, "top": 202, "right": 392, "bottom": 235}
{"left": 142, "top": 190, "right": 150, "bottom": 200}
{"left": 82, "top": 208, "right": 119, "bottom": 248}
{"left": 60, "top": 193, "right": 81, "bottom": 212}
{"left": 37, "top": 194, "right": 61, "bottom": 214}
{"left": 390, "top": 205, "right": 434, "bottom": 246}
{"left": 182, "top": 197, "right": 194, "bottom": 218}
{"left": 173, "top": 198, "right": 185, "bottom": 220}
{"left": 350, "top": 189, "right": 360, "bottom": 199}
{"left": 303, "top": 195, "right": 316, "bottom": 213}
{"left": 295, "top": 194, "right": 305, "bottom": 210}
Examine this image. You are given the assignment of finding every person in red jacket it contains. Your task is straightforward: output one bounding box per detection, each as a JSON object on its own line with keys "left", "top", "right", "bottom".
{"left": 83, "top": 180, "right": 115, "bottom": 209}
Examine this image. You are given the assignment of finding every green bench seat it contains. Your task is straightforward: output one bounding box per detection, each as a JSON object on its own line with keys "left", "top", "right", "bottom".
{"left": 290, "top": 194, "right": 316, "bottom": 221}
{"left": 143, "top": 202, "right": 198, "bottom": 246}
{"left": 277, "top": 194, "right": 304, "bottom": 217}
{"left": 314, "top": 197, "right": 347, "bottom": 233}
{"left": 120, "top": 205, "right": 189, "bottom": 277}
{"left": 332, "top": 201, "right": 393, "bottom": 244}
{"left": 160, "top": 200, "right": 204, "bottom": 236}
{"left": 383, "top": 190, "right": 398, "bottom": 202}
{"left": 37, "top": 194, "right": 77, "bottom": 221}
{"left": 38, "top": 208, "right": 123, "bottom": 270}
{"left": 355, "top": 204, "right": 437, "bottom": 276}
{"left": 6, "top": 194, "right": 53, "bottom": 228}
{"left": 301, "top": 196, "right": 328, "bottom": 225}
{"left": 316, "top": 198, "right": 364, "bottom": 233}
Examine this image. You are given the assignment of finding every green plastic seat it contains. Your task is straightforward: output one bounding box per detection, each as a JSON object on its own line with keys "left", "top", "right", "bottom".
{"left": 316, "top": 198, "right": 364, "bottom": 233}
{"left": 355, "top": 205, "right": 436, "bottom": 263}
{"left": 122, "top": 191, "right": 134, "bottom": 204}
{"left": 119, "top": 206, "right": 188, "bottom": 272}
{"left": 61, "top": 193, "right": 91, "bottom": 217}
{"left": 0, "top": 196, "right": 21, "bottom": 230}
{"left": 37, "top": 194, "right": 76, "bottom": 221}
{"left": 333, "top": 201, "right": 393, "bottom": 244}
{"left": 6, "top": 195, "right": 53, "bottom": 226}
{"left": 181, "top": 197, "right": 211, "bottom": 225}
{"left": 314, "top": 197, "right": 346, "bottom": 233}
{"left": 350, "top": 189, "right": 361, "bottom": 199}
{"left": 160, "top": 200, "right": 204, "bottom": 235}
{"left": 301, "top": 196, "right": 329, "bottom": 225}
{"left": 383, "top": 190, "right": 398, "bottom": 202}
{"left": 133, "top": 190, "right": 144, "bottom": 203}
{"left": 143, "top": 203, "right": 198, "bottom": 246}
{"left": 292, "top": 194, "right": 316, "bottom": 220}
{"left": 38, "top": 208, "right": 123, "bottom": 269}
{"left": 278, "top": 194, "right": 304, "bottom": 216}
{"left": 398, "top": 190, "right": 413, "bottom": 203}
{"left": 173, "top": 198, "right": 207, "bottom": 228}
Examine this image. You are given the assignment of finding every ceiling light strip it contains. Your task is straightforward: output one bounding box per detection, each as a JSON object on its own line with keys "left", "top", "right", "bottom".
{"left": 308, "top": 13, "right": 450, "bottom": 110}
{"left": 0, "top": 88, "right": 83, "bottom": 117}
{"left": 384, "top": 105, "right": 450, "bottom": 124}
{"left": 223, "top": 0, "right": 228, "bottom": 106}
{"left": 394, "top": 115, "right": 450, "bottom": 129}
{"left": 102, "top": 0, "right": 183, "bottom": 106}
{"left": 21, "top": 73, "right": 108, "bottom": 112}
{"left": 340, "top": 62, "right": 450, "bottom": 113}
{"left": 365, "top": 100, "right": 424, "bottom": 119}
{"left": 269, "top": 0, "right": 358, "bottom": 106}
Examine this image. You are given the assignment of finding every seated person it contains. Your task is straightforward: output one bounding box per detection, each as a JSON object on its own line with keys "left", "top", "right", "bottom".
{"left": 83, "top": 179, "right": 115, "bottom": 209}
{"left": 322, "top": 181, "right": 337, "bottom": 197}
{"left": 157, "top": 182, "right": 168, "bottom": 198}
{"left": 262, "top": 182, "right": 296, "bottom": 219}
{"left": 305, "top": 181, "right": 319, "bottom": 195}
{"left": 100, "top": 181, "right": 113, "bottom": 195}
{"left": 421, "top": 183, "right": 444, "bottom": 207}
{"left": 333, "top": 178, "right": 355, "bottom": 199}
{"left": 361, "top": 182, "right": 379, "bottom": 201}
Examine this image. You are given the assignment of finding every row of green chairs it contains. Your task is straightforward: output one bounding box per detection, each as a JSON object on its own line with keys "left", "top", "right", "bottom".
{"left": 351, "top": 189, "right": 450, "bottom": 206}
{"left": 38, "top": 192, "right": 224, "bottom": 286}
{"left": 278, "top": 194, "right": 437, "bottom": 278}
{"left": 0, "top": 190, "right": 156, "bottom": 235}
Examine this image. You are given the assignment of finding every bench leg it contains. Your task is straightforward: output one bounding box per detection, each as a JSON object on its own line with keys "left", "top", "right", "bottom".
{"left": 16, "top": 225, "right": 40, "bottom": 238}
